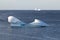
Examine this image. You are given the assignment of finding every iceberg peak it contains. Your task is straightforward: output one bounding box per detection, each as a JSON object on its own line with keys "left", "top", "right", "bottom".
{"left": 34, "top": 19, "right": 40, "bottom": 23}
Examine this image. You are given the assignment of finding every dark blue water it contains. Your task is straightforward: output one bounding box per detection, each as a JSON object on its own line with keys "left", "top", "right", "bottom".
{"left": 0, "top": 10, "right": 60, "bottom": 40}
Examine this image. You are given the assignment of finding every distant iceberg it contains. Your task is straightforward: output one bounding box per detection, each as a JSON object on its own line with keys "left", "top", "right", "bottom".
{"left": 8, "top": 16, "right": 26, "bottom": 27}
{"left": 34, "top": 8, "right": 41, "bottom": 11}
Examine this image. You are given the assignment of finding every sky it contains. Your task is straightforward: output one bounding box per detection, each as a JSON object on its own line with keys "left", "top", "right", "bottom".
{"left": 0, "top": 0, "right": 60, "bottom": 10}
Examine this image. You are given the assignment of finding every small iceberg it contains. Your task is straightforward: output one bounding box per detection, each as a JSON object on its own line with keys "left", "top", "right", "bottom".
{"left": 34, "top": 8, "right": 41, "bottom": 11}
{"left": 8, "top": 16, "right": 26, "bottom": 27}
{"left": 28, "top": 19, "right": 49, "bottom": 27}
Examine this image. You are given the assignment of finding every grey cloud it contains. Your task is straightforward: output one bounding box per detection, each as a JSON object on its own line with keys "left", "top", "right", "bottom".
{"left": 0, "top": 0, "right": 60, "bottom": 10}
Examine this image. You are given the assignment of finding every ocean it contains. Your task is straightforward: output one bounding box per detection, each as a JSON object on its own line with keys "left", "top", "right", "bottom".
{"left": 0, "top": 10, "right": 60, "bottom": 40}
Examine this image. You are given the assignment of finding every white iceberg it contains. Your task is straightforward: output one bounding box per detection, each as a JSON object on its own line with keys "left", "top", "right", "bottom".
{"left": 34, "top": 8, "right": 41, "bottom": 11}
{"left": 29, "top": 19, "right": 49, "bottom": 27}
{"left": 8, "top": 16, "right": 25, "bottom": 27}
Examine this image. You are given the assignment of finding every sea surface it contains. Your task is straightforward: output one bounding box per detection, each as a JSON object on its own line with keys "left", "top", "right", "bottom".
{"left": 0, "top": 10, "right": 60, "bottom": 40}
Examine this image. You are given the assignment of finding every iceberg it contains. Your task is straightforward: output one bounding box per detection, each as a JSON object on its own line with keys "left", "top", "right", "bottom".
{"left": 8, "top": 16, "right": 49, "bottom": 27}
{"left": 28, "top": 19, "right": 49, "bottom": 27}
{"left": 34, "top": 8, "right": 41, "bottom": 11}
{"left": 8, "top": 16, "right": 26, "bottom": 27}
